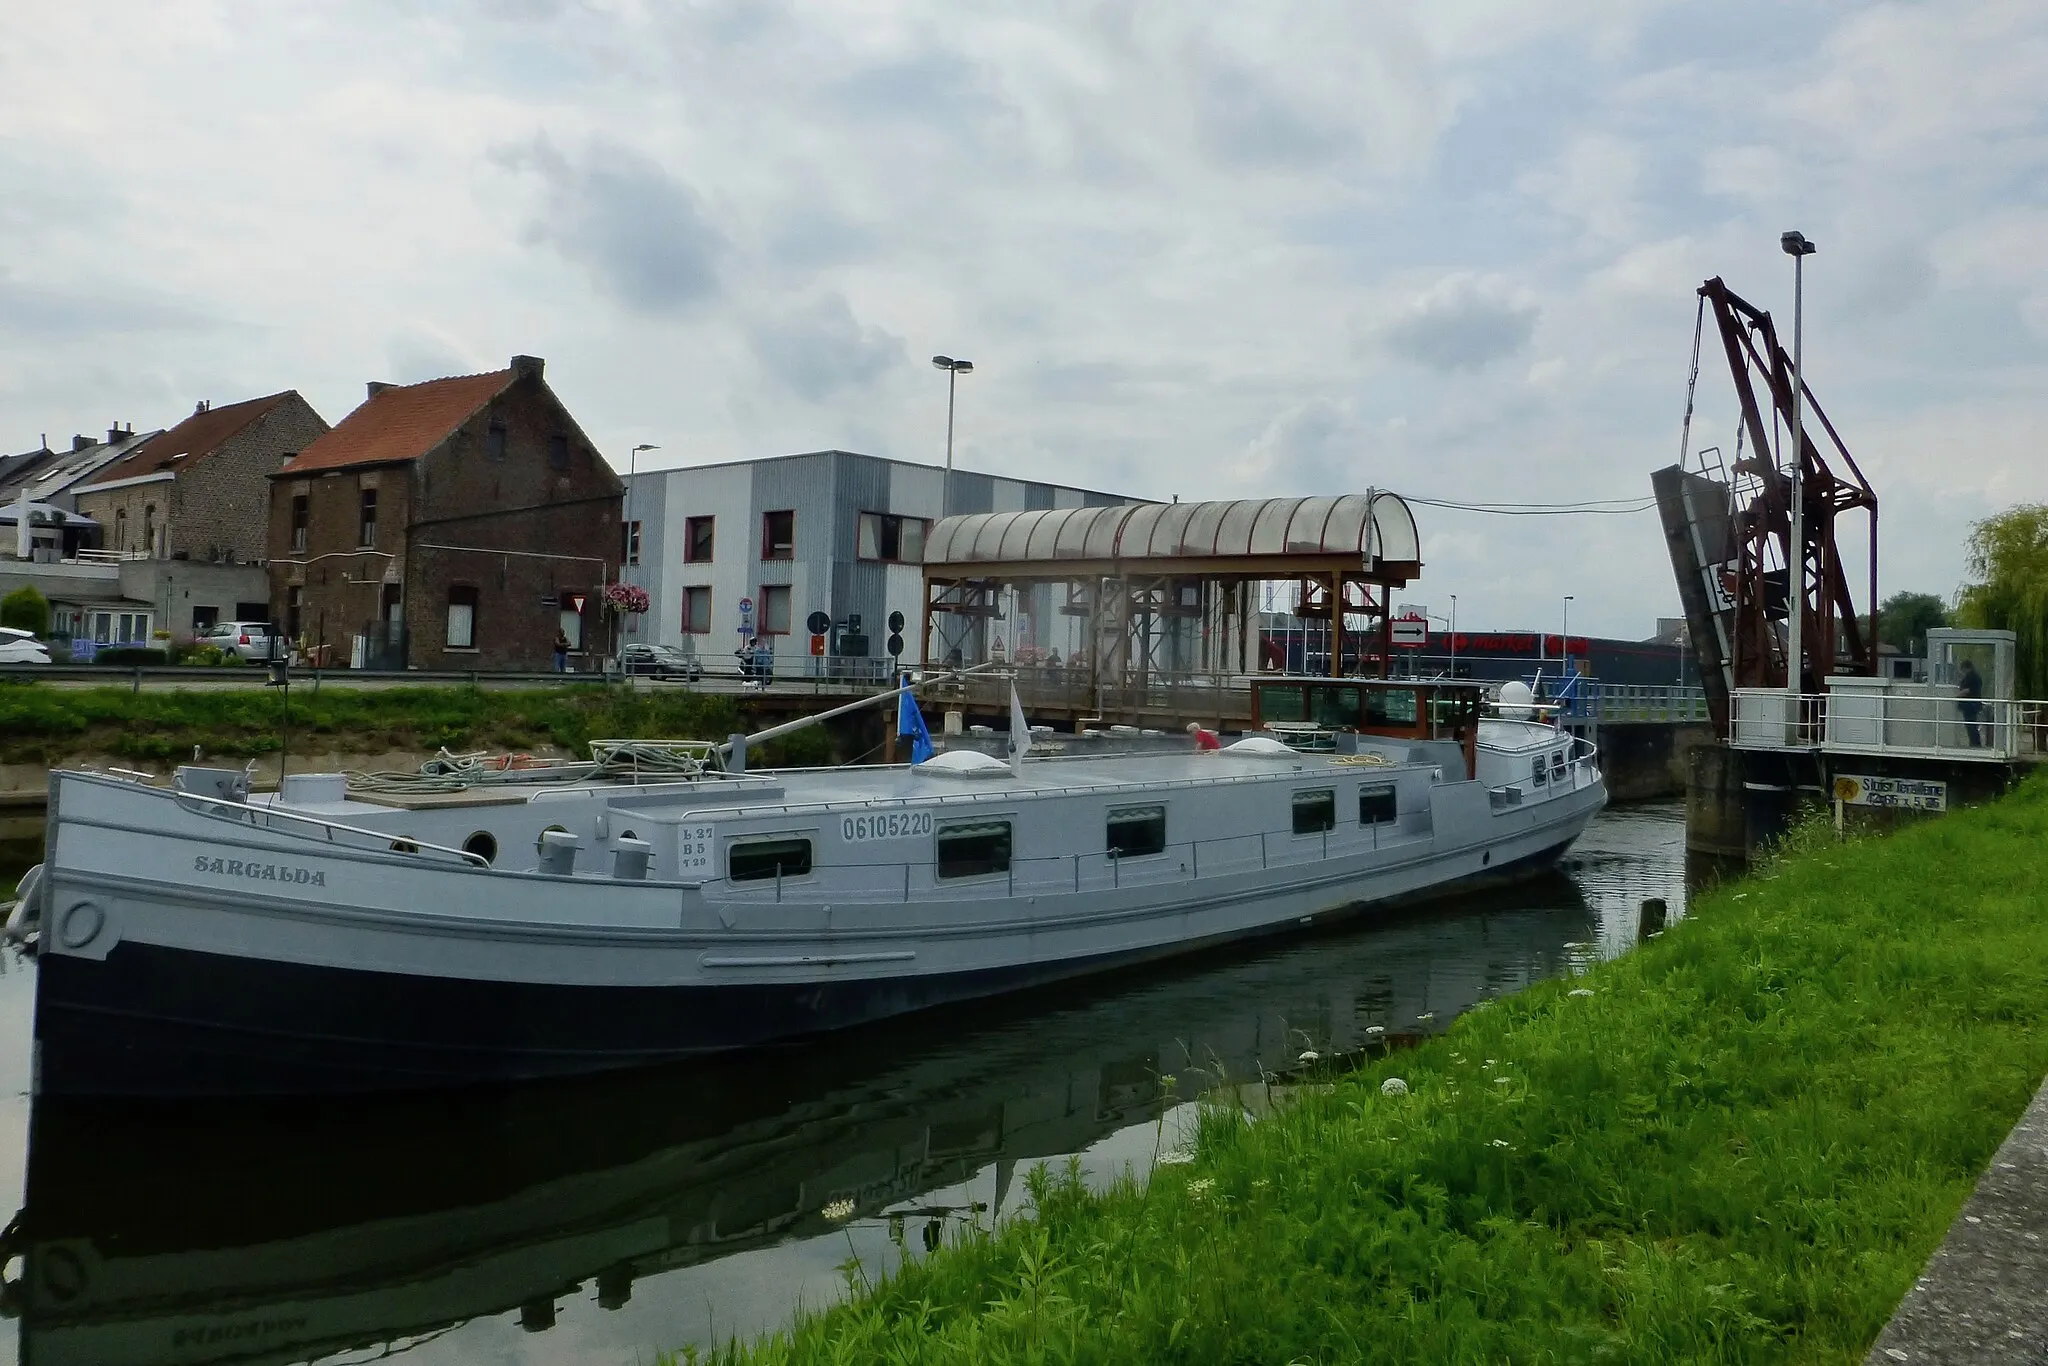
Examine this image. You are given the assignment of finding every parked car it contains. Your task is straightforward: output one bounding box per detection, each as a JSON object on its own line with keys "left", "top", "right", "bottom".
{"left": 0, "top": 627, "right": 50, "bottom": 665}
{"left": 620, "top": 643, "right": 703, "bottom": 681}
{"left": 198, "top": 621, "right": 280, "bottom": 662}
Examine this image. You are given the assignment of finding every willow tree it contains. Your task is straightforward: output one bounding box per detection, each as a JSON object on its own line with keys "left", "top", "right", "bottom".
{"left": 1956, "top": 504, "right": 2048, "bottom": 696}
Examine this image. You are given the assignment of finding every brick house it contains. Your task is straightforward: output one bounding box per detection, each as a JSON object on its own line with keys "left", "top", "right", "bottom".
{"left": 74, "top": 392, "right": 330, "bottom": 564}
{"left": 267, "top": 355, "right": 622, "bottom": 670}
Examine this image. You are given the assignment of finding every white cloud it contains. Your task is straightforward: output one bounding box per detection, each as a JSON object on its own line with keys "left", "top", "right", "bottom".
{"left": 0, "top": 0, "right": 2043, "bottom": 636}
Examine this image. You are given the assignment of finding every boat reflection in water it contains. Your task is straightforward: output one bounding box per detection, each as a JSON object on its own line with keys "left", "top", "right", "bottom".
{"left": 6, "top": 809, "right": 1683, "bottom": 1365}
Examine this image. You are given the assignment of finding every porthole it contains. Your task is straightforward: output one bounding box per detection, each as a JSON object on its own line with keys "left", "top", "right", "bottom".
{"left": 464, "top": 830, "right": 499, "bottom": 865}
{"left": 619, "top": 829, "right": 638, "bottom": 842}
{"left": 535, "top": 823, "right": 568, "bottom": 854}
{"left": 390, "top": 839, "right": 420, "bottom": 855}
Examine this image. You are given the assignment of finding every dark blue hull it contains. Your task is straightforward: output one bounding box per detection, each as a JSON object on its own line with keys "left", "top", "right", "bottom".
{"left": 33, "top": 837, "right": 1575, "bottom": 1097}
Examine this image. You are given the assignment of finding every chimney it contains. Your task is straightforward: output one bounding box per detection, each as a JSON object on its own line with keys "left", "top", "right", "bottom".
{"left": 72, "top": 434, "right": 92, "bottom": 452}
{"left": 107, "top": 425, "right": 123, "bottom": 445}
{"left": 367, "top": 381, "right": 394, "bottom": 399}
{"left": 511, "top": 354, "right": 545, "bottom": 381}
{"left": 194, "top": 400, "right": 210, "bottom": 415}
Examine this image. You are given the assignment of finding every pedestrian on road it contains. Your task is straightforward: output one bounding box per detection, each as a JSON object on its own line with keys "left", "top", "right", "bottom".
{"left": 553, "top": 629, "right": 570, "bottom": 674}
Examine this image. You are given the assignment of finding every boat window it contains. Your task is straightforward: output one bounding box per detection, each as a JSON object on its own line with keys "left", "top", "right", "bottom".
{"left": 1531, "top": 755, "right": 1548, "bottom": 786}
{"left": 729, "top": 837, "right": 813, "bottom": 882}
{"left": 1106, "top": 805, "right": 1166, "bottom": 858}
{"left": 1311, "top": 686, "right": 1361, "bottom": 729}
{"left": 1551, "top": 751, "right": 1568, "bottom": 781}
{"left": 1359, "top": 785, "right": 1397, "bottom": 825}
{"left": 463, "top": 831, "right": 498, "bottom": 865}
{"left": 937, "top": 820, "right": 1012, "bottom": 879}
{"left": 1292, "top": 789, "right": 1336, "bottom": 834}
{"left": 1364, "top": 689, "right": 1418, "bottom": 728}
{"left": 1259, "top": 685, "right": 1307, "bottom": 724}
{"left": 535, "top": 823, "right": 569, "bottom": 853}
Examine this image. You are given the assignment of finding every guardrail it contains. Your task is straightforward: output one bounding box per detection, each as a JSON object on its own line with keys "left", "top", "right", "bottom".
{"left": 1729, "top": 688, "right": 2048, "bottom": 762}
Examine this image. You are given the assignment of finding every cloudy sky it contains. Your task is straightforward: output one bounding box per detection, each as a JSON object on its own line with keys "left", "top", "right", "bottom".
{"left": 4, "top": 0, "right": 2044, "bottom": 637}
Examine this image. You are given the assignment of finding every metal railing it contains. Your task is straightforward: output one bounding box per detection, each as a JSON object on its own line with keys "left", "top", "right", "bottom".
{"left": 165, "top": 786, "right": 492, "bottom": 867}
{"left": 1729, "top": 688, "right": 2048, "bottom": 761}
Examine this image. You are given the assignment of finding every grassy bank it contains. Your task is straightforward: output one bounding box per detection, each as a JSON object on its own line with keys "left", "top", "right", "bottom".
{"left": 688, "top": 781, "right": 2048, "bottom": 1365}
{"left": 0, "top": 683, "right": 839, "bottom": 766}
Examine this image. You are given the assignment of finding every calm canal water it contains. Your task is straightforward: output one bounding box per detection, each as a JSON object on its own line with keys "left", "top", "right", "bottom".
{"left": 0, "top": 803, "right": 1686, "bottom": 1365}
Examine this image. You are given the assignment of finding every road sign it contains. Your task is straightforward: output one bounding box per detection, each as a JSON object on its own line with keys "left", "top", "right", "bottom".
{"left": 806, "top": 610, "right": 831, "bottom": 636}
{"left": 1833, "top": 774, "right": 1946, "bottom": 812}
{"left": 1391, "top": 615, "right": 1428, "bottom": 647}
{"left": 887, "top": 610, "right": 905, "bottom": 634}
{"left": 887, "top": 633, "right": 904, "bottom": 657}
{"left": 809, "top": 633, "right": 826, "bottom": 656}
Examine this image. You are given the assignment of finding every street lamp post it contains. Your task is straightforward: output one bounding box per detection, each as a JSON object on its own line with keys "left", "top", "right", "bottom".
{"left": 1562, "top": 596, "right": 1574, "bottom": 675}
{"left": 931, "top": 356, "right": 974, "bottom": 519}
{"left": 1780, "top": 231, "right": 1816, "bottom": 724}
{"left": 625, "top": 444, "right": 658, "bottom": 587}
{"left": 1449, "top": 593, "right": 1458, "bottom": 678}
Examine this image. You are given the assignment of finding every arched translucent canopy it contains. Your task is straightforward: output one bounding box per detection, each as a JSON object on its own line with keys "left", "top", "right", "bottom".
{"left": 923, "top": 494, "right": 1420, "bottom": 569}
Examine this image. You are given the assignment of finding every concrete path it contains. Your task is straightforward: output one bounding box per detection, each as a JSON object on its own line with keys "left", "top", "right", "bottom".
{"left": 1865, "top": 1074, "right": 2048, "bottom": 1364}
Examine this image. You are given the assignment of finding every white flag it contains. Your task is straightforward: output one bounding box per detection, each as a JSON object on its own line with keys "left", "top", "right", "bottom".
{"left": 1009, "top": 683, "right": 1033, "bottom": 774}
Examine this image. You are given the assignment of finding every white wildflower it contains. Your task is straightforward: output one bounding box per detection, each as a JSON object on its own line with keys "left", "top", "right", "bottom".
{"left": 1417, "top": 1012, "right": 1435, "bottom": 1022}
{"left": 1298, "top": 1049, "right": 1321, "bottom": 1064}
{"left": 1366, "top": 1025, "right": 1387, "bottom": 1035}
{"left": 821, "top": 1197, "right": 856, "bottom": 1221}
{"left": 1381, "top": 1077, "right": 1409, "bottom": 1097}
{"left": 1494, "top": 1076, "right": 1511, "bottom": 1085}
{"left": 1155, "top": 1150, "right": 1195, "bottom": 1167}
{"left": 1569, "top": 988, "right": 1595, "bottom": 998}
{"left": 1491, "top": 1139, "right": 1510, "bottom": 1148}
{"left": 1187, "top": 1178, "right": 1215, "bottom": 1201}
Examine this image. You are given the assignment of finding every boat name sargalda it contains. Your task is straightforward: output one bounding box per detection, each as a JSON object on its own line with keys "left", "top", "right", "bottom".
{"left": 841, "top": 811, "right": 935, "bottom": 842}
{"left": 192, "top": 853, "right": 327, "bottom": 886}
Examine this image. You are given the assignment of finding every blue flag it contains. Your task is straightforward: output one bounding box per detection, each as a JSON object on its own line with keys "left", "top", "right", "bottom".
{"left": 898, "top": 685, "right": 935, "bottom": 764}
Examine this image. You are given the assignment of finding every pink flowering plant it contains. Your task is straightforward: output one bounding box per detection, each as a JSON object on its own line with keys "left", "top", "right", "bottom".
{"left": 604, "top": 582, "right": 650, "bottom": 615}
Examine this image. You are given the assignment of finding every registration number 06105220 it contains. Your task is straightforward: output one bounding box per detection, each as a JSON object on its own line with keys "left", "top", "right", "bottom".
{"left": 842, "top": 811, "right": 933, "bottom": 842}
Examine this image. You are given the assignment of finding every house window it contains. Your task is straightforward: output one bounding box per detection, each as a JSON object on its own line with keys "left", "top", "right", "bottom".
{"left": 358, "top": 488, "right": 378, "bottom": 548}
{"left": 191, "top": 605, "right": 219, "bottom": 633}
{"left": 728, "top": 837, "right": 813, "bottom": 883}
{"left": 143, "top": 504, "right": 157, "bottom": 557}
{"left": 622, "top": 520, "right": 641, "bottom": 566}
{"left": 558, "top": 596, "right": 584, "bottom": 651}
{"left": 857, "top": 512, "right": 928, "bottom": 563}
{"left": 548, "top": 434, "right": 570, "bottom": 472}
{"left": 1360, "top": 785, "right": 1398, "bottom": 825}
{"left": 681, "top": 585, "right": 712, "bottom": 634}
{"left": 937, "top": 820, "right": 1012, "bottom": 879}
{"left": 290, "top": 495, "right": 308, "bottom": 553}
{"left": 1106, "top": 805, "right": 1167, "bottom": 859}
{"left": 114, "top": 509, "right": 127, "bottom": 550}
{"left": 285, "top": 587, "right": 302, "bottom": 641}
{"left": 1292, "top": 789, "right": 1336, "bottom": 835}
{"left": 487, "top": 424, "right": 507, "bottom": 461}
{"left": 685, "top": 515, "right": 715, "bottom": 563}
{"left": 759, "top": 584, "right": 792, "bottom": 635}
{"left": 446, "top": 585, "right": 478, "bottom": 649}
{"left": 761, "top": 509, "right": 795, "bottom": 560}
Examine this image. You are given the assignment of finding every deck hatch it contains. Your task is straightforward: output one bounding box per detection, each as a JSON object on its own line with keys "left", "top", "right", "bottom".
{"left": 729, "top": 837, "right": 813, "bottom": 883}
{"left": 1106, "top": 805, "right": 1167, "bottom": 858}
{"left": 937, "top": 820, "right": 1012, "bottom": 880}
{"left": 1291, "top": 789, "right": 1336, "bottom": 835}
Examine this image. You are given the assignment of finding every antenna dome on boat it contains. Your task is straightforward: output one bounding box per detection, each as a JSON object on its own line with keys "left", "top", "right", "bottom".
{"left": 1223, "top": 736, "right": 1296, "bottom": 756}
{"left": 1497, "top": 680, "right": 1537, "bottom": 720}
{"left": 921, "top": 749, "right": 1012, "bottom": 777}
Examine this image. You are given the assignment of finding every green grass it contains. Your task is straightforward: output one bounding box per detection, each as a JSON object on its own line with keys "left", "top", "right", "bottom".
{"left": 0, "top": 683, "right": 830, "bottom": 765}
{"left": 680, "top": 781, "right": 2048, "bottom": 1365}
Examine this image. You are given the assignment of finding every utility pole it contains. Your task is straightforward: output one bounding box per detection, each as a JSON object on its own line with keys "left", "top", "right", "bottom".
{"left": 1781, "top": 231, "right": 1816, "bottom": 732}
{"left": 931, "top": 356, "right": 974, "bottom": 519}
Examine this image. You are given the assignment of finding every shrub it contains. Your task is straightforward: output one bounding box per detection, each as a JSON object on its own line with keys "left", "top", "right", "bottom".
{"left": 0, "top": 585, "right": 49, "bottom": 637}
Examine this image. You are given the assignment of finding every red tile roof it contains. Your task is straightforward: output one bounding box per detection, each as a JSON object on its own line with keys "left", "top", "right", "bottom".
{"left": 79, "top": 391, "right": 299, "bottom": 487}
{"left": 277, "top": 370, "right": 514, "bottom": 475}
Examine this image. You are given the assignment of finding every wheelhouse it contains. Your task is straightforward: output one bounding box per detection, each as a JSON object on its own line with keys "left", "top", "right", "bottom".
{"left": 1250, "top": 678, "right": 1484, "bottom": 778}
